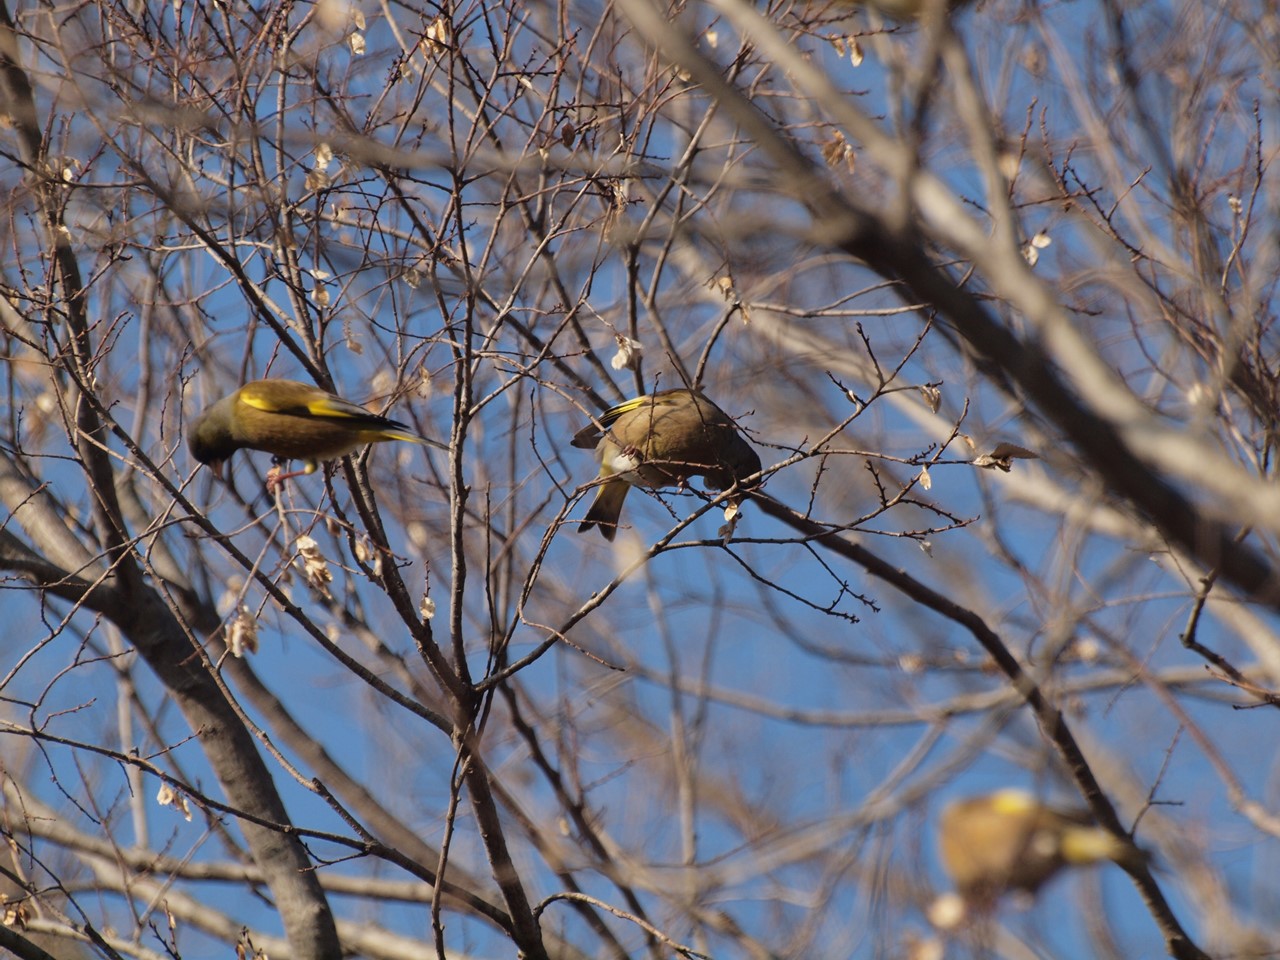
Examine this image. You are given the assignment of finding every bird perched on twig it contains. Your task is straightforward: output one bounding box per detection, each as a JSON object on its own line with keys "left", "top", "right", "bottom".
{"left": 937, "top": 789, "right": 1149, "bottom": 911}
{"left": 188, "top": 378, "right": 443, "bottom": 488}
{"left": 572, "top": 388, "right": 761, "bottom": 541}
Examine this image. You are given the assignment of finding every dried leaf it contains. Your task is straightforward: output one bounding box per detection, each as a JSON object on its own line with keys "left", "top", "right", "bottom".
{"left": 717, "top": 499, "right": 744, "bottom": 541}
{"left": 973, "top": 442, "right": 1040, "bottom": 472}
{"left": 304, "top": 167, "right": 331, "bottom": 191}
{"left": 918, "top": 384, "right": 941, "bottom": 413}
{"left": 610, "top": 335, "right": 643, "bottom": 371}
{"left": 228, "top": 606, "right": 259, "bottom": 657}
{"left": 295, "top": 535, "right": 334, "bottom": 598}
{"left": 428, "top": 16, "right": 450, "bottom": 45}
{"left": 821, "top": 131, "right": 854, "bottom": 172}
{"left": 602, "top": 178, "right": 629, "bottom": 241}
{"left": 423, "top": 16, "right": 452, "bottom": 53}
{"left": 1022, "top": 231, "right": 1050, "bottom": 266}
{"left": 3, "top": 899, "right": 30, "bottom": 929}
{"left": 416, "top": 366, "right": 433, "bottom": 399}
{"left": 355, "top": 535, "right": 383, "bottom": 578}
{"left": 156, "top": 783, "right": 193, "bottom": 821}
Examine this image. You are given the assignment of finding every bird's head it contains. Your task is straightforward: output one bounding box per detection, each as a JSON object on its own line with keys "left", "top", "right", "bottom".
{"left": 188, "top": 395, "right": 239, "bottom": 477}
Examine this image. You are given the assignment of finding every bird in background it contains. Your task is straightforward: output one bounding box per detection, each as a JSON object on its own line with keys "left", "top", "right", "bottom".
{"left": 188, "top": 378, "right": 444, "bottom": 488}
{"left": 935, "top": 788, "right": 1149, "bottom": 916}
{"left": 573, "top": 387, "right": 762, "bottom": 541}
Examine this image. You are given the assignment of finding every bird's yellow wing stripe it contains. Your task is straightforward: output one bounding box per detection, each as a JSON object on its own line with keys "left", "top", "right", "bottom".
{"left": 238, "top": 385, "right": 368, "bottom": 420}
{"left": 300, "top": 396, "right": 372, "bottom": 419}
{"left": 598, "top": 395, "right": 653, "bottom": 429}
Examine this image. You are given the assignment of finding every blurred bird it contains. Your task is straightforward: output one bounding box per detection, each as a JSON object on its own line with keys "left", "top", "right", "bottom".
{"left": 937, "top": 789, "right": 1149, "bottom": 908}
{"left": 573, "top": 388, "right": 762, "bottom": 541}
{"left": 189, "top": 378, "right": 442, "bottom": 486}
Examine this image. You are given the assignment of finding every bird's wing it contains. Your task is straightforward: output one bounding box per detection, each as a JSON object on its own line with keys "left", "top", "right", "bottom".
{"left": 597, "top": 394, "right": 651, "bottom": 428}
{"left": 600, "top": 390, "right": 698, "bottom": 429}
{"left": 239, "top": 381, "right": 378, "bottom": 422}
{"left": 573, "top": 391, "right": 706, "bottom": 448}
{"left": 573, "top": 395, "right": 648, "bottom": 447}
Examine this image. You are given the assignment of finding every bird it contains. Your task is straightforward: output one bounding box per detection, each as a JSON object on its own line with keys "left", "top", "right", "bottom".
{"left": 572, "top": 388, "right": 761, "bottom": 541}
{"left": 937, "top": 789, "right": 1149, "bottom": 909}
{"left": 188, "top": 378, "right": 442, "bottom": 487}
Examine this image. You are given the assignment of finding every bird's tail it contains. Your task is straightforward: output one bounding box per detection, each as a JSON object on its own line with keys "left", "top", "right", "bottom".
{"left": 579, "top": 480, "right": 630, "bottom": 541}
{"left": 365, "top": 426, "right": 449, "bottom": 451}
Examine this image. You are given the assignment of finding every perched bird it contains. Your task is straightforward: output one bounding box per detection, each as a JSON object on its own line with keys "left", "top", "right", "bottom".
{"left": 937, "top": 789, "right": 1149, "bottom": 909}
{"left": 189, "top": 378, "right": 442, "bottom": 486}
{"left": 572, "top": 388, "right": 761, "bottom": 541}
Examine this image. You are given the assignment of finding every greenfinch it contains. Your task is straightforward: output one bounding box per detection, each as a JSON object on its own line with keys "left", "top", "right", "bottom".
{"left": 189, "top": 379, "right": 441, "bottom": 485}
{"left": 938, "top": 789, "right": 1148, "bottom": 907}
{"left": 572, "top": 388, "right": 761, "bottom": 541}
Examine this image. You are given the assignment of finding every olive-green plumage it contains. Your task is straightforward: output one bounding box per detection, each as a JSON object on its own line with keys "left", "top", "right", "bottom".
{"left": 573, "top": 388, "right": 761, "bottom": 541}
{"left": 189, "top": 379, "right": 440, "bottom": 482}
{"left": 938, "top": 790, "right": 1148, "bottom": 907}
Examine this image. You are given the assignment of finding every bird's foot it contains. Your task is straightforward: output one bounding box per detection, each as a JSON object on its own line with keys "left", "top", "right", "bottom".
{"left": 265, "top": 459, "right": 306, "bottom": 493}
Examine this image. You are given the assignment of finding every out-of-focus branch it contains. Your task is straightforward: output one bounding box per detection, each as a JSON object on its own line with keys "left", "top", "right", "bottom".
{"left": 0, "top": 14, "right": 343, "bottom": 946}
{"left": 625, "top": 0, "right": 1280, "bottom": 614}
{"left": 747, "top": 490, "right": 1208, "bottom": 960}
